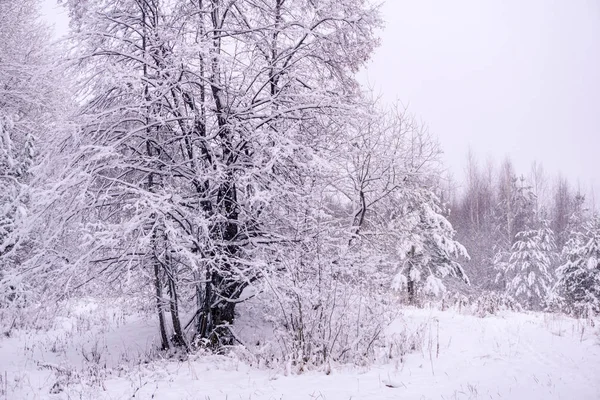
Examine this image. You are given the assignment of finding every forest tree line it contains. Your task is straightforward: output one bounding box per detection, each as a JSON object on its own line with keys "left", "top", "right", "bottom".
{"left": 447, "top": 154, "right": 599, "bottom": 315}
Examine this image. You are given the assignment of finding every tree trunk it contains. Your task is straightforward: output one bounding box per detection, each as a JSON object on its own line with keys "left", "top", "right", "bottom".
{"left": 166, "top": 254, "right": 188, "bottom": 350}
{"left": 196, "top": 273, "right": 240, "bottom": 348}
{"left": 193, "top": 1, "right": 245, "bottom": 348}
{"left": 154, "top": 261, "right": 170, "bottom": 350}
{"left": 407, "top": 246, "right": 416, "bottom": 305}
{"left": 140, "top": 0, "right": 170, "bottom": 352}
{"left": 407, "top": 271, "right": 416, "bottom": 305}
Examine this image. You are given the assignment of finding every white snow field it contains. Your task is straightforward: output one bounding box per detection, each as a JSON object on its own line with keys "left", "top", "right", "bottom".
{"left": 1, "top": 301, "right": 599, "bottom": 400}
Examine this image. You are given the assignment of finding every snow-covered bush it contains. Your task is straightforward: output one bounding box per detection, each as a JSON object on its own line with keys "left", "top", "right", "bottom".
{"left": 384, "top": 321, "right": 428, "bottom": 361}
{"left": 438, "top": 290, "right": 471, "bottom": 312}
{"left": 263, "top": 248, "right": 396, "bottom": 370}
{"left": 473, "top": 291, "right": 522, "bottom": 317}
{"left": 543, "top": 291, "right": 568, "bottom": 314}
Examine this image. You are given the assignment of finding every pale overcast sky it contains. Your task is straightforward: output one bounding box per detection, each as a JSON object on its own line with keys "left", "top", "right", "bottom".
{"left": 358, "top": 0, "right": 600, "bottom": 197}
{"left": 41, "top": 0, "right": 599, "bottom": 197}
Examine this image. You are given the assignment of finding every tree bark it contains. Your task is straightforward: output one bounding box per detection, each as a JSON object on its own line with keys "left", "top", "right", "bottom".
{"left": 154, "top": 262, "right": 170, "bottom": 350}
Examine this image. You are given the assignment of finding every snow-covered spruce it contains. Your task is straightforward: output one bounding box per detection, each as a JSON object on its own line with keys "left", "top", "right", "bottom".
{"left": 392, "top": 191, "right": 470, "bottom": 304}
{"left": 499, "top": 220, "right": 557, "bottom": 310}
{"left": 556, "top": 216, "right": 600, "bottom": 316}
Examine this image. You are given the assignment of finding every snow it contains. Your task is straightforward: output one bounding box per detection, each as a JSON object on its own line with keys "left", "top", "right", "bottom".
{"left": 1, "top": 301, "right": 599, "bottom": 399}
{"left": 587, "top": 257, "right": 597, "bottom": 271}
{"left": 424, "top": 275, "right": 446, "bottom": 296}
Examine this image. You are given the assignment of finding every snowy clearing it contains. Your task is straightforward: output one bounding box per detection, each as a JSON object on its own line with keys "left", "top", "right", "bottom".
{"left": 1, "top": 303, "right": 599, "bottom": 400}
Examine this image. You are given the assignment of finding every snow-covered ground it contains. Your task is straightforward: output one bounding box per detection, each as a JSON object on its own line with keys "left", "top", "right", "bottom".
{"left": 1, "top": 301, "right": 599, "bottom": 399}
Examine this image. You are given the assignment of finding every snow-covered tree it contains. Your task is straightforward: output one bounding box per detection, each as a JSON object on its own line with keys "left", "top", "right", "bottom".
{"left": 490, "top": 170, "right": 537, "bottom": 293}
{"left": 35, "top": 0, "right": 382, "bottom": 351}
{"left": 495, "top": 167, "right": 536, "bottom": 248}
{"left": 392, "top": 190, "right": 470, "bottom": 304}
{"left": 450, "top": 152, "right": 497, "bottom": 290}
{"left": 0, "top": 0, "right": 67, "bottom": 300}
{"left": 326, "top": 101, "right": 469, "bottom": 304}
{"left": 263, "top": 102, "right": 469, "bottom": 363}
{"left": 556, "top": 216, "right": 600, "bottom": 316}
{"left": 499, "top": 220, "right": 556, "bottom": 309}
{"left": 561, "top": 192, "right": 587, "bottom": 247}
{"left": 1, "top": 0, "right": 42, "bottom": 261}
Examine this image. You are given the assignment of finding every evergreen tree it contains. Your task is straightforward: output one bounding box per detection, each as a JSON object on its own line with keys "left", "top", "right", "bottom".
{"left": 556, "top": 216, "right": 600, "bottom": 316}
{"left": 492, "top": 172, "right": 537, "bottom": 293}
{"left": 392, "top": 190, "right": 470, "bottom": 304}
{"left": 500, "top": 220, "right": 556, "bottom": 309}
